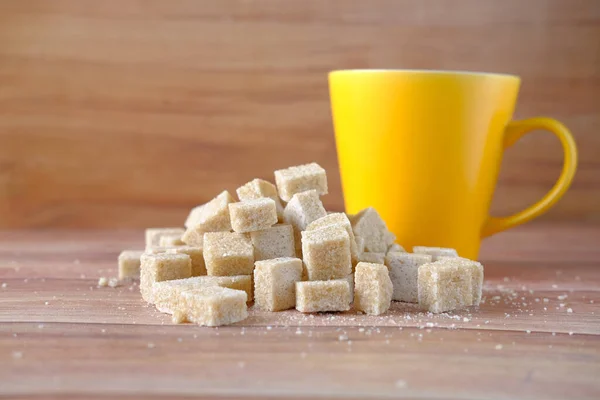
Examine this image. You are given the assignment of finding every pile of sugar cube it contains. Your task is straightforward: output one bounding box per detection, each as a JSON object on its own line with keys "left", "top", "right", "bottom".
{"left": 117, "top": 162, "right": 484, "bottom": 326}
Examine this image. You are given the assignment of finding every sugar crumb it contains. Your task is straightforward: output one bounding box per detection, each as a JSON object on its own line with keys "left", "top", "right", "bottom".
{"left": 395, "top": 380, "right": 407, "bottom": 388}
{"left": 108, "top": 278, "right": 120, "bottom": 288}
{"left": 495, "top": 344, "right": 503, "bottom": 350}
{"left": 147, "top": 342, "right": 155, "bottom": 349}
{"left": 338, "top": 334, "right": 349, "bottom": 341}
{"left": 1, "top": 283, "right": 7, "bottom": 288}
{"left": 97, "top": 277, "right": 108, "bottom": 287}
{"left": 567, "top": 308, "right": 573, "bottom": 313}
{"left": 12, "top": 351, "right": 23, "bottom": 359}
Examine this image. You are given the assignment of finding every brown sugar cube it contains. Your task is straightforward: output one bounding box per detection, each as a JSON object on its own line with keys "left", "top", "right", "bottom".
{"left": 385, "top": 253, "right": 432, "bottom": 303}
{"left": 203, "top": 232, "right": 254, "bottom": 276}
{"left": 306, "top": 213, "right": 359, "bottom": 263}
{"left": 283, "top": 190, "right": 327, "bottom": 250}
{"left": 182, "top": 191, "right": 236, "bottom": 247}
{"left": 345, "top": 273, "right": 355, "bottom": 303}
{"left": 254, "top": 257, "right": 303, "bottom": 311}
{"left": 159, "top": 234, "right": 185, "bottom": 247}
{"left": 301, "top": 225, "right": 352, "bottom": 281}
{"left": 167, "top": 246, "right": 206, "bottom": 276}
{"left": 180, "top": 286, "right": 248, "bottom": 326}
{"left": 354, "top": 262, "right": 393, "bottom": 315}
{"left": 387, "top": 243, "right": 406, "bottom": 254}
{"left": 438, "top": 256, "right": 484, "bottom": 306}
{"left": 185, "top": 204, "right": 205, "bottom": 228}
{"left": 274, "top": 162, "right": 328, "bottom": 202}
{"left": 140, "top": 253, "right": 191, "bottom": 304}
{"left": 145, "top": 228, "right": 185, "bottom": 250}
{"left": 351, "top": 208, "right": 395, "bottom": 253}
{"left": 359, "top": 252, "right": 386, "bottom": 264}
{"left": 229, "top": 198, "right": 278, "bottom": 233}
{"left": 153, "top": 275, "right": 253, "bottom": 313}
{"left": 153, "top": 276, "right": 205, "bottom": 314}
{"left": 237, "top": 178, "right": 285, "bottom": 222}
{"left": 355, "top": 236, "right": 365, "bottom": 255}
{"left": 418, "top": 261, "right": 473, "bottom": 313}
{"left": 118, "top": 250, "right": 144, "bottom": 280}
{"left": 413, "top": 246, "right": 459, "bottom": 261}
{"left": 295, "top": 279, "right": 351, "bottom": 313}
{"left": 200, "top": 275, "right": 253, "bottom": 302}
{"left": 144, "top": 246, "right": 177, "bottom": 254}
{"left": 250, "top": 224, "right": 296, "bottom": 261}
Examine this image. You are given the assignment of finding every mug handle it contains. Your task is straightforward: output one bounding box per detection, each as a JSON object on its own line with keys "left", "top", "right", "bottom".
{"left": 482, "top": 117, "right": 578, "bottom": 237}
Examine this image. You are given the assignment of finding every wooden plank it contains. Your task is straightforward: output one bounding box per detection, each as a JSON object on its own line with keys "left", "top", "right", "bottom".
{"left": 1, "top": 225, "right": 599, "bottom": 398}
{"left": 2, "top": 323, "right": 599, "bottom": 399}
{"left": 0, "top": 0, "right": 598, "bottom": 228}
{"left": 0, "top": 278, "right": 597, "bottom": 334}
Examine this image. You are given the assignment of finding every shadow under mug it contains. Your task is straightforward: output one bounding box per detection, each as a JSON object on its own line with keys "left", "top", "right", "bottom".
{"left": 329, "top": 69, "right": 577, "bottom": 259}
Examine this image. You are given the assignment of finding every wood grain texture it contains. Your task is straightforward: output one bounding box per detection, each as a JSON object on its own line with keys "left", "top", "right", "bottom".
{"left": 0, "top": 0, "right": 599, "bottom": 228}
{"left": 0, "top": 223, "right": 599, "bottom": 399}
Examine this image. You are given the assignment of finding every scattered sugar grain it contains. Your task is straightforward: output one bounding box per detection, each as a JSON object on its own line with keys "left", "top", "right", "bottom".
{"left": 147, "top": 342, "right": 155, "bottom": 349}
{"left": 44, "top": 301, "right": 49, "bottom": 305}
{"left": 395, "top": 380, "right": 407, "bottom": 388}
{"left": 495, "top": 344, "right": 503, "bottom": 350}
{"left": 567, "top": 308, "right": 573, "bottom": 313}
{"left": 1, "top": 283, "right": 7, "bottom": 289}
{"left": 97, "top": 277, "right": 108, "bottom": 287}
{"left": 12, "top": 351, "right": 23, "bottom": 359}
{"left": 338, "top": 334, "right": 349, "bottom": 341}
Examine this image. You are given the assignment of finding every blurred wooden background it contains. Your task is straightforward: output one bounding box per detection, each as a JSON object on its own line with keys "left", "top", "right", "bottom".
{"left": 0, "top": 0, "right": 598, "bottom": 228}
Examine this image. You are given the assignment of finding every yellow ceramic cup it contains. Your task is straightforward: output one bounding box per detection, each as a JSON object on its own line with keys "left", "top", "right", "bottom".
{"left": 329, "top": 70, "right": 577, "bottom": 259}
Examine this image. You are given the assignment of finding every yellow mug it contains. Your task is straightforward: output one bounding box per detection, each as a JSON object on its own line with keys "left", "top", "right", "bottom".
{"left": 329, "top": 70, "right": 577, "bottom": 259}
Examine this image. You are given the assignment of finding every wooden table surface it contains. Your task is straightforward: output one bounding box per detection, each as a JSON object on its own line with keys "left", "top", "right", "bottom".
{"left": 1, "top": 224, "right": 599, "bottom": 399}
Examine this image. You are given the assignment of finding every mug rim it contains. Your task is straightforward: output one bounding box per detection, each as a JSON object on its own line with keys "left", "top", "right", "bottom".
{"left": 329, "top": 69, "right": 520, "bottom": 81}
